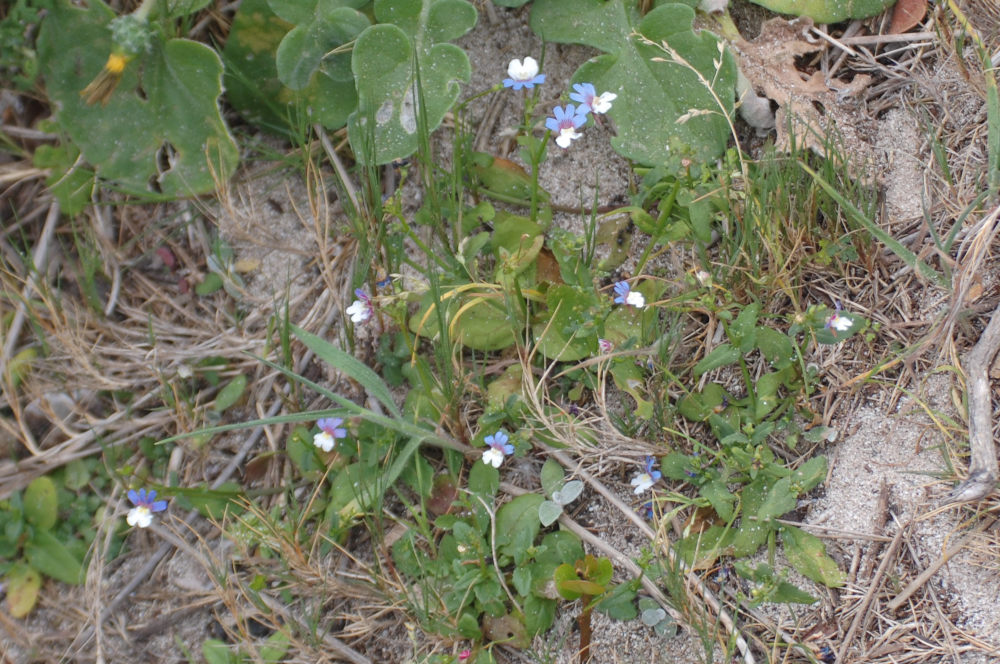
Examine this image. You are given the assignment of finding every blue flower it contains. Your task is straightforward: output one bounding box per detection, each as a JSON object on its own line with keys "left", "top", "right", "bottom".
{"left": 613, "top": 280, "right": 645, "bottom": 308}
{"left": 569, "top": 82, "right": 617, "bottom": 114}
{"left": 545, "top": 104, "right": 588, "bottom": 148}
{"left": 127, "top": 488, "right": 168, "bottom": 528}
{"left": 482, "top": 429, "right": 515, "bottom": 468}
{"left": 314, "top": 417, "right": 347, "bottom": 452}
{"left": 630, "top": 457, "right": 662, "bottom": 494}
{"left": 503, "top": 57, "right": 545, "bottom": 90}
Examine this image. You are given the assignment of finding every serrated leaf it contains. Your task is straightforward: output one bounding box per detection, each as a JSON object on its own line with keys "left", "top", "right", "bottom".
{"left": 37, "top": 1, "right": 238, "bottom": 197}
{"left": 348, "top": 0, "right": 477, "bottom": 164}
{"left": 746, "top": 0, "right": 894, "bottom": 23}
{"left": 782, "top": 525, "right": 845, "bottom": 587}
{"left": 531, "top": 1, "right": 736, "bottom": 167}
{"left": 24, "top": 476, "right": 58, "bottom": 531}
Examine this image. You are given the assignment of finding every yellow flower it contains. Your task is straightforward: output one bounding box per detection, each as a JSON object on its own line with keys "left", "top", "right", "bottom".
{"left": 80, "top": 52, "right": 133, "bottom": 106}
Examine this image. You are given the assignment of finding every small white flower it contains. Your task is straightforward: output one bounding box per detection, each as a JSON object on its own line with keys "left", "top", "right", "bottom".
{"left": 313, "top": 431, "right": 336, "bottom": 452}
{"left": 626, "top": 290, "right": 645, "bottom": 308}
{"left": 827, "top": 314, "right": 851, "bottom": 332}
{"left": 507, "top": 57, "right": 539, "bottom": 82}
{"left": 590, "top": 91, "right": 617, "bottom": 114}
{"left": 127, "top": 505, "right": 153, "bottom": 528}
{"left": 630, "top": 457, "right": 661, "bottom": 494}
{"left": 555, "top": 126, "right": 582, "bottom": 148}
{"left": 346, "top": 288, "right": 373, "bottom": 324}
{"left": 482, "top": 447, "right": 505, "bottom": 468}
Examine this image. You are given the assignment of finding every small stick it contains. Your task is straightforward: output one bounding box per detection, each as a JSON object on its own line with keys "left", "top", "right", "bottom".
{"left": 837, "top": 515, "right": 909, "bottom": 663}
{"left": 887, "top": 516, "right": 998, "bottom": 611}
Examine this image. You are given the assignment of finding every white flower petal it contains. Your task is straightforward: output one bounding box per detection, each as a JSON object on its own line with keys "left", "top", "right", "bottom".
{"left": 555, "top": 127, "right": 582, "bottom": 148}
{"left": 630, "top": 473, "right": 654, "bottom": 494}
{"left": 626, "top": 291, "right": 646, "bottom": 308}
{"left": 508, "top": 57, "right": 539, "bottom": 81}
{"left": 127, "top": 506, "right": 153, "bottom": 528}
{"left": 346, "top": 300, "right": 371, "bottom": 324}
{"left": 482, "top": 448, "right": 504, "bottom": 468}
{"left": 314, "top": 431, "right": 335, "bottom": 452}
{"left": 591, "top": 92, "right": 617, "bottom": 114}
{"left": 831, "top": 315, "right": 852, "bottom": 331}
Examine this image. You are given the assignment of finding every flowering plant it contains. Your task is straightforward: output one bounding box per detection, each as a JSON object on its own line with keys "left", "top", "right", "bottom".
{"left": 126, "top": 488, "right": 168, "bottom": 528}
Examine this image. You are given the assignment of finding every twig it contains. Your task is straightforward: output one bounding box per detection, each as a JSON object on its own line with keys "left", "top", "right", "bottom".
{"left": 1, "top": 200, "right": 59, "bottom": 455}
{"left": 837, "top": 513, "right": 909, "bottom": 663}
{"left": 887, "top": 516, "right": 998, "bottom": 611}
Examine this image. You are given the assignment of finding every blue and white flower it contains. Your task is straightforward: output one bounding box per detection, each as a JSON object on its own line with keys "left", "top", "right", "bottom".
{"left": 127, "top": 488, "right": 168, "bottom": 528}
{"left": 314, "top": 417, "right": 347, "bottom": 452}
{"left": 503, "top": 57, "right": 545, "bottom": 90}
{"left": 569, "top": 82, "right": 617, "bottom": 115}
{"left": 613, "top": 281, "right": 645, "bottom": 308}
{"left": 545, "top": 104, "right": 587, "bottom": 148}
{"left": 482, "top": 430, "right": 515, "bottom": 468}
{"left": 630, "top": 457, "right": 662, "bottom": 494}
{"left": 346, "top": 288, "right": 373, "bottom": 324}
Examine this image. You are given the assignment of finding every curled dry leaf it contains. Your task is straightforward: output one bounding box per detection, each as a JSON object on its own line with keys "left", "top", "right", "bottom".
{"left": 732, "top": 17, "right": 877, "bottom": 181}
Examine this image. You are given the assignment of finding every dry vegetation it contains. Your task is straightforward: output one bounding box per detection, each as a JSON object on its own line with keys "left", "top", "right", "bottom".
{"left": 2, "top": 0, "right": 1000, "bottom": 662}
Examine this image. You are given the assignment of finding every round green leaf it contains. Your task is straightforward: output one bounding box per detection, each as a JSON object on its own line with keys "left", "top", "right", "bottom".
{"left": 24, "top": 476, "right": 58, "bottom": 531}
{"left": 745, "top": 0, "right": 894, "bottom": 23}
{"left": 6, "top": 564, "right": 41, "bottom": 618}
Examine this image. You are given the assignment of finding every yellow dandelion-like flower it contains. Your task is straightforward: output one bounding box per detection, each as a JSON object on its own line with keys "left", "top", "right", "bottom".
{"left": 80, "top": 52, "right": 133, "bottom": 106}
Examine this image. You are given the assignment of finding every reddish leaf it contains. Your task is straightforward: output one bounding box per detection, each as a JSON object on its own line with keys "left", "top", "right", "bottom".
{"left": 889, "top": 0, "right": 927, "bottom": 34}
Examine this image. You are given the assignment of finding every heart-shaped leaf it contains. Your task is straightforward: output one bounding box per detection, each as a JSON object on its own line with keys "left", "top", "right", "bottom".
{"left": 38, "top": 0, "right": 238, "bottom": 197}
{"left": 531, "top": 1, "right": 736, "bottom": 168}
{"left": 552, "top": 480, "right": 583, "bottom": 506}
{"left": 348, "top": 0, "right": 477, "bottom": 164}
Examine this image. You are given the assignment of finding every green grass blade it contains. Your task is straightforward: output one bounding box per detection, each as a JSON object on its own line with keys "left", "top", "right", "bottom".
{"left": 293, "top": 324, "right": 401, "bottom": 418}
{"left": 799, "top": 161, "right": 948, "bottom": 288}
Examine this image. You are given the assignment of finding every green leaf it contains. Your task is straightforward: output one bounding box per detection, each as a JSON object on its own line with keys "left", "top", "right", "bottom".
{"left": 535, "top": 285, "right": 600, "bottom": 361}
{"left": 348, "top": 0, "right": 477, "bottom": 164}
{"left": 540, "top": 458, "right": 565, "bottom": 497}
{"left": 495, "top": 493, "right": 544, "bottom": 558}
{"left": 275, "top": 6, "right": 369, "bottom": 90}
{"left": 693, "top": 344, "right": 741, "bottom": 377}
{"left": 294, "top": 325, "right": 401, "bottom": 418}
{"left": 25, "top": 529, "right": 84, "bottom": 585}
{"left": 33, "top": 143, "right": 95, "bottom": 215}
{"left": 745, "top": 0, "right": 894, "bottom": 23}
{"left": 6, "top": 564, "right": 41, "bottom": 618}
{"left": 595, "top": 582, "right": 638, "bottom": 620}
{"left": 213, "top": 374, "right": 247, "bottom": 413}
{"left": 756, "top": 327, "right": 794, "bottom": 369}
{"left": 468, "top": 459, "right": 499, "bottom": 498}
{"left": 756, "top": 476, "right": 797, "bottom": 521}
{"left": 538, "top": 500, "right": 562, "bottom": 527}
{"left": 531, "top": 1, "right": 736, "bottom": 168}
{"left": 37, "top": 1, "right": 238, "bottom": 197}
{"left": 224, "top": 0, "right": 363, "bottom": 132}
{"left": 553, "top": 480, "right": 583, "bottom": 506}
{"left": 523, "top": 595, "right": 556, "bottom": 636}
{"left": 24, "top": 476, "right": 58, "bottom": 531}
{"left": 609, "top": 360, "right": 653, "bottom": 419}
{"left": 677, "top": 382, "right": 729, "bottom": 422}
{"left": 202, "top": 639, "right": 239, "bottom": 664}
{"left": 260, "top": 631, "right": 291, "bottom": 663}
{"left": 782, "top": 525, "right": 845, "bottom": 588}
{"left": 699, "top": 480, "right": 735, "bottom": 522}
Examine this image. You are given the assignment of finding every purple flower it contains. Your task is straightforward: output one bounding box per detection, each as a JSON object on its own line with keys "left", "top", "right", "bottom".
{"left": 569, "top": 82, "right": 617, "bottom": 114}
{"left": 630, "top": 457, "right": 662, "bottom": 494}
{"left": 503, "top": 57, "right": 545, "bottom": 90}
{"left": 545, "top": 104, "right": 587, "bottom": 148}
{"left": 126, "top": 488, "right": 168, "bottom": 528}
{"left": 598, "top": 338, "right": 614, "bottom": 354}
{"left": 482, "top": 429, "right": 515, "bottom": 468}
{"left": 613, "top": 281, "right": 645, "bottom": 308}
